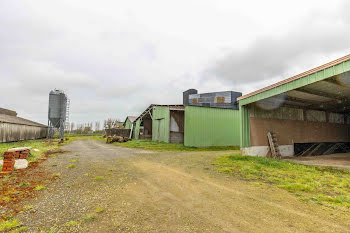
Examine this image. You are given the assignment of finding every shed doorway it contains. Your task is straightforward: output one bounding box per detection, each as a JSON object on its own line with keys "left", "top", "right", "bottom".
{"left": 169, "top": 110, "right": 184, "bottom": 143}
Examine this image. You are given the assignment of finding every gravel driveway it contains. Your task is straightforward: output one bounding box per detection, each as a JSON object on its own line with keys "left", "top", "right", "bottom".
{"left": 15, "top": 139, "right": 350, "bottom": 232}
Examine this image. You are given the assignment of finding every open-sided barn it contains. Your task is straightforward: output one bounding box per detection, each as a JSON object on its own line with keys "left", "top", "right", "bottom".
{"left": 238, "top": 54, "right": 350, "bottom": 157}
{"left": 0, "top": 108, "right": 48, "bottom": 142}
{"left": 133, "top": 105, "right": 185, "bottom": 143}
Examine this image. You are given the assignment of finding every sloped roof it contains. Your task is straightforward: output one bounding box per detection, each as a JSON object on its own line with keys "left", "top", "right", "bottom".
{"left": 136, "top": 104, "right": 185, "bottom": 121}
{"left": 0, "top": 114, "right": 48, "bottom": 127}
{"left": 123, "top": 116, "right": 137, "bottom": 125}
{"left": 127, "top": 116, "right": 137, "bottom": 123}
{"left": 0, "top": 108, "right": 17, "bottom": 116}
{"left": 238, "top": 54, "right": 350, "bottom": 101}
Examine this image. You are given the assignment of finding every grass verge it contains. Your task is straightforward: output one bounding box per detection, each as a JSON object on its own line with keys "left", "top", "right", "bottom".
{"left": 0, "top": 139, "right": 67, "bottom": 162}
{"left": 213, "top": 154, "right": 350, "bottom": 211}
{"left": 113, "top": 139, "right": 239, "bottom": 152}
{"left": 0, "top": 218, "right": 23, "bottom": 231}
{"left": 0, "top": 137, "right": 81, "bottom": 220}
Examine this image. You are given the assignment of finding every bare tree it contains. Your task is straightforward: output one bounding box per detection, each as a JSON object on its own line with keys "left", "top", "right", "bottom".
{"left": 70, "top": 122, "right": 75, "bottom": 132}
{"left": 75, "top": 123, "right": 84, "bottom": 134}
{"left": 95, "top": 121, "right": 100, "bottom": 131}
{"left": 104, "top": 118, "right": 117, "bottom": 129}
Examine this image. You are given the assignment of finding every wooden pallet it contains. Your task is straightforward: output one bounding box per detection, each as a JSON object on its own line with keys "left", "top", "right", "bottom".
{"left": 267, "top": 132, "right": 281, "bottom": 159}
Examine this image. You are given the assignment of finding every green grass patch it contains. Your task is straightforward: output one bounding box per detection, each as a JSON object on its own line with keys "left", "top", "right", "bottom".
{"left": 23, "top": 205, "right": 34, "bottom": 211}
{"left": 52, "top": 173, "right": 61, "bottom": 178}
{"left": 18, "top": 182, "right": 30, "bottom": 188}
{"left": 112, "top": 139, "right": 239, "bottom": 152}
{"left": 66, "top": 164, "right": 76, "bottom": 169}
{"left": 10, "top": 226, "right": 29, "bottom": 233}
{"left": 0, "top": 136, "right": 98, "bottom": 163}
{"left": 213, "top": 154, "right": 350, "bottom": 211}
{"left": 64, "top": 220, "right": 79, "bottom": 227}
{"left": 95, "top": 206, "right": 104, "bottom": 213}
{"left": 5, "top": 215, "right": 13, "bottom": 220}
{"left": 34, "top": 185, "right": 46, "bottom": 191}
{"left": 0, "top": 139, "right": 66, "bottom": 162}
{"left": 93, "top": 176, "right": 105, "bottom": 181}
{"left": 82, "top": 213, "right": 96, "bottom": 222}
{"left": 0, "top": 219, "right": 22, "bottom": 231}
{"left": 43, "top": 228, "right": 62, "bottom": 233}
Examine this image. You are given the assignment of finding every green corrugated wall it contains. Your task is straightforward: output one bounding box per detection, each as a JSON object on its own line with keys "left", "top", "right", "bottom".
{"left": 152, "top": 106, "right": 170, "bottom": 143}
{"left": 134, "top": 119, "right": 141, "bottom": 139}
{"left": 125, "top": 119, "right": 132, "bottom": 129}
{"left": 184, "top": 106, "right": 240, "bottom": 147}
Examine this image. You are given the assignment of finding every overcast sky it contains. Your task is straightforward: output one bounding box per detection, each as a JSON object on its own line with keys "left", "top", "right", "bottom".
{"left": 1, "top": 0, "right": 349, "bottom": 126}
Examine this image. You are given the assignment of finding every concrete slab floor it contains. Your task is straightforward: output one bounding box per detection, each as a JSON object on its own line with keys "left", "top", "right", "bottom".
{"left": 285, "top": 153, "right": 350, "bottom": 169}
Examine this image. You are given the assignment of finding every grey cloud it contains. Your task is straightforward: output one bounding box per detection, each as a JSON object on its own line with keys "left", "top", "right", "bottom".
{"left": 6, "top": 61, "right": 98, "bottom": 95}
{"left": 2, "top": 0, "right": 348, "bottom": 126}
{"left": 209, "top": 3, "right": 350, "bottom": 84}
{"left": 96, "top": 84, "right": 145, "bottom": 99}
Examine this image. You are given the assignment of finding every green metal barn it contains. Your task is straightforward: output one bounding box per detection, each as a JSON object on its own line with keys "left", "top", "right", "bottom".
{"left": 123, "top": 116, "right": 137, "bottom": 130}
{"left": 133, "top": 104, "right": 240, "bottom": 147}
{"left": 184, "top": 106, "right": 240, "bottom": 147}
{"left": 238, "top": 54, "right": 350, "bottom": 157}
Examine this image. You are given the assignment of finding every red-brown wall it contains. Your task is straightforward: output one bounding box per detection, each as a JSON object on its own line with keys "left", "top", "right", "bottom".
{"left": 250, "top": 117, "right": 350, "bottom": 146}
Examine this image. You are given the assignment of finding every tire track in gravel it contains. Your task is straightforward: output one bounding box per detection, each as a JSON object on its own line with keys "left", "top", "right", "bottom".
{"left": 14, "top": 140, "right": 350, "bottom": 232}
{"left": 132, "top": 160, "right": 350, "bottom": 233}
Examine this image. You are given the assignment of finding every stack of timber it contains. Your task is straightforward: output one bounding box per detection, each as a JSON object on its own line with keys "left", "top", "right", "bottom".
{"left": 106, "top": 135, "right": 130, "bottom": 144}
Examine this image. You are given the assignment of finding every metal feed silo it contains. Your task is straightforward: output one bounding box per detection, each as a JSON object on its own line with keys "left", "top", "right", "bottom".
{"left": 48, "top": 89, "right": 68, "bottom": 139}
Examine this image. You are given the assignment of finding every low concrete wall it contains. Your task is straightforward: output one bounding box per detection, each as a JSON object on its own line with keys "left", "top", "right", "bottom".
{"left": 241, "top": 145, "right": 294, "bottom": 157}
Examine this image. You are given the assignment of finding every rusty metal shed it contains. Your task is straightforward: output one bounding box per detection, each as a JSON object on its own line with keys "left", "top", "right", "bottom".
{"left": 238, "top": 54, "right": 350, "bottom": 157}
{"left": 0, "top": 108, "right": 48, "bottom": 142}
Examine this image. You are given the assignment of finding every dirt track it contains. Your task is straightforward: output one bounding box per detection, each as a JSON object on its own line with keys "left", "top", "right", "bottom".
{"left": 16, "top": 140, "right": 350, "bottom": 232}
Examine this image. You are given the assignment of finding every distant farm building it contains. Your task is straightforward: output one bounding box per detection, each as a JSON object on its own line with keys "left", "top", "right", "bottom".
{"left": 238, "top": 54, "right": 350, "bottom": 157}
{"left": 123, "top": 116, "right": 137, "bottom": 129}
{"left": 133, "top": 89, "right": 242, "bottom": 147}
{"left": 0, "top": 108, "right": 48, "bottom": 142}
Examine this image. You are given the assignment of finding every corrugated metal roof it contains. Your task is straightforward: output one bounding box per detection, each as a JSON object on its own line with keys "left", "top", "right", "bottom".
{"left": 0, "top": 114, "right": 48, "bottom": 127}
{"left": 123, "top": 116, "right": 138, "bottom": 128}
{"left": 238, "top": 54, "right": 350, "bottom": 101}
{"left": 0, "top": 108, "right": 17, "bottom": 116}
{"left": 136, "top": 104, "right": 184, "bottom": 121}
{"left": 127, "top": 116, "right": 137, "bottom": 123}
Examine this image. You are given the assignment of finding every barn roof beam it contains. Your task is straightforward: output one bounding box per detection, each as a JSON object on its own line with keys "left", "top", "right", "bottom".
{"left": 296, "top": 88, "right": 347, "bottom": 101}
{"left": 285, "top": 96, "right": 321, "bottom": 105}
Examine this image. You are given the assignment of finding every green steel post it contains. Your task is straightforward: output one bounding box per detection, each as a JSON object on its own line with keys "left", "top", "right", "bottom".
{"left": 239, "top": 104, "right": 250, "bottom": 148}
{"left": 134, "top": 119, "right": 141, "bottom": 139}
